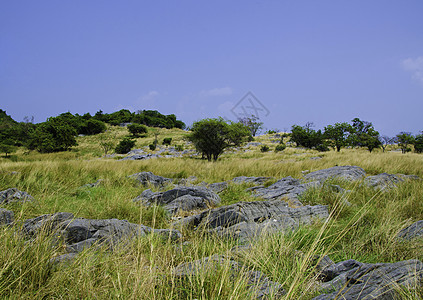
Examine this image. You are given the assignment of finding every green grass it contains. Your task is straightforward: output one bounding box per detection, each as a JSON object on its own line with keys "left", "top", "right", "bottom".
{"left": 0, "top": 126, "right": 423, "bottom": 299}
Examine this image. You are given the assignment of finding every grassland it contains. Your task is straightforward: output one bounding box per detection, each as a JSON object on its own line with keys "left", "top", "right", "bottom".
{"left": 1, "top": 125, "right": 423, "bottom": 299}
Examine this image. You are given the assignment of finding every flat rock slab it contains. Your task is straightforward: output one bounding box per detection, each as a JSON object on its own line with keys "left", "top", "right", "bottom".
{"left": 232, "top": 176, "right": 272, "bottom": 185}
{"left": 128, "top": 171, "right": 172, "bottom": 187}
{"left": 364, "top": 173, "right": 420, "bottom": 191}
{"left": 133, "top": 186, "right": 221, "bottom": 214}
{"left": 315, "top": 259, "right": 423, "bottom": 299}
{"left": 0, "top": 208, "right": 14, "bottom": 225}
{"left": 22, "top": 212, "right": 181, "bottom": 253}
{"left": 397, "top": 220, "right": 423, "bottom": 241}
{"left": 175, "top": 200, "right": 329, "bottom": 240}
{"left": 0, "top": 188, "right": 35, "bottom": 204}
{"left": 251, "top": 176, "right": 318, "bottom": 205}
{"left": 173, "top": 255, "right": 285, "bottom": 299}
{"left": 304, "top": 166, "right": 366, "bottom": 183}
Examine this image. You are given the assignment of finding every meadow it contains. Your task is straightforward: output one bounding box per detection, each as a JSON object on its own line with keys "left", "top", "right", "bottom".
{"left": 1, "top": 126, "right": 423, "bottom": 299}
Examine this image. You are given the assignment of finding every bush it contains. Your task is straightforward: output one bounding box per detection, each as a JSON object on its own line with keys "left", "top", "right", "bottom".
{"left": 149, "top": 144, "right": 156, "bottom": 151}
{"left": 315, "top": 143, "right": 330, "bottom": 152}
{"left": 115, "top": 138, "right": 135, "bottom": 154}
{"left": 127, "top": 124, "right": 148, "bottom": 137}
{"left": 260, "top": 145, "right": 270, "bottom": 152}
{"left": 275, "top": 144, "right": 286, "bottom": 152}
{"left": 414, "top": 134, "right": 423, "bottom": 153}
{"left": 175, "top": 145, "right": 184, "bottom": 151}
{"left": 79, "top": 119, "right": 107, "bottom": 135}
{"left": 162, "top": 137, "right": 172, "bottom": 146}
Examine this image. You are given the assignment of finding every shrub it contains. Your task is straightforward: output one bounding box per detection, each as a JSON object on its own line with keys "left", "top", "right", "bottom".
{"left": 414, "top": 134, "right": 423, "bottom": 153}
{"left": 79, "top": 119, "right": 107, "bottom": 135}
{"left": 127, "top": 124, "right": 148, "bottom": 137}
{"left": 162, "top": 137, "right": 172, "bottom": 146}
{"left": 175, "top": 145, "right": 184, "bottom": 151}
{"left": 260, "top": 145, "right": 270, "bottom": 152}
{"left": 115, "top": 137, "right": 135, "bottom": 154}
{"left": 149, "top": 144, "right": 156, "bottom": 151}
{"left": 275, "top": 144, "right": 286, "bottom": 152}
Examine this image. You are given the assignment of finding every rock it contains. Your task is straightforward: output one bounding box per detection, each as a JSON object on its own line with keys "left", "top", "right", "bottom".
{"left": 365, "top": 173, "right": 420, "bottom": 191}
{"left": 0, "top": 188, "right": 35, "bottom": 204}
{"left": 22, "top": 213, "right": 181, "bottom": 253}
{"left": 397, "top": 220, "right": 423, "bottom": 241}
{"left": 173, "top": 255, "right": 285, "bottom": 299}
{"left": 128, "top": 171, "right": 172, "bottom": 187}
{"left": 232, "top": 176, "right": 272, "bottom": 185}
{"left": 50, "top": 253, "right": 78, "bottom": 265}
{"left": 133, "top": 186, "right": 221, "bottom": 214}
{"left": 251, "top": 176, "right": 318, "bottom": 205}
{"left": 120, "top": 154, "right": 162, "bottom": 161}
{"left": 245, "top": 142, "right": 263, "bottom": 147}
{"left": 304, "top": 166, "right": 366, "bottom": 183}
{"left": 205, "top": 182, "right": 228, "bottom": 193}
{"left": 81, "top": 179, "right": 103, "bottom": 188}
{"left": 314, "top": 259, "right": 423, "bottom": 299}
{"left": 126, "top": 149, "right": 146, "bottom": 155}
{"left": 174, "top": 199, "right": 329, "bottom": 240}
{"left": 0, "top": 208, "right": 14, "bottom": 225}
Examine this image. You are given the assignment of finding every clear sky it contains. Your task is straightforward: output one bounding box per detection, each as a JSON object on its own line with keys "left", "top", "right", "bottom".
{"left": 1, "top": 1, "right": 423, "bottom": 136}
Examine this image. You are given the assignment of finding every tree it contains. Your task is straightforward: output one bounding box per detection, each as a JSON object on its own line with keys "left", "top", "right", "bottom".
{"left": 162, "top": 138, "right": 172, "bottom": 146}
{"left": 79, "top": 119, "right": 107, "bottom": 135}
{"left": 0, "top": 143, "right": 17, "bottom": 157}
{"left": 115, "top": 137, "right": 135, "bottom": 154}
{"left": 290, "top": 123, "right": 325, "bottom": 150}
{"left": 187, "top": 117, "right": 250, "bottom": 161}
{"left": 238, "top": 115, "right": 263, "bottom": 137}
{"left": 396, "top": 132, "right": 414, "bottom": 154}
{"left": 127, "top": 124, "right": 148, "bottom": 137}
{"left": 28, "top": 117, "right": 77, "bottom": 153}
{"left": 324, "top": 122, "right": 353, "bottom": 152}
{"left": 413, "top": 132, "right": 423, "bottom": 154}
{"left": 379, "top": 135, "right": 394, "bottom": 152}
{"left": 362, "top": 128, "right": 381, "bottom": 152}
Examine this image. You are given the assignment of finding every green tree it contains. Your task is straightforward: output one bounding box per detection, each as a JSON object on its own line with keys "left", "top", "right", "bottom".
{"left": 413, "top": 132, "right": 423, "bottom": 154}
{"left": 187, "top": 117, "right": 250, "bottom": 161}
{"left": 396, "top": 132, "right": 414, "bottom": 154}
{"left": 28, "top": 117, "right": 77, "bottom": 153}
{"left": 115, "top": 137, "right": 136, "bottom": 154}
{"left": 79, "top": 119, "right": 107, "bottom": 135}
{"left": 238, "top": 115, "right": 263, "bottom": 136}
{"left": 290, "top": 123, "right": 325, "bottom": 150}
{"left": 324, "top": 122, "right": 353, "bottom": 152}
{"left": 162, "top": 137, "right": 172, "bottom": 146}
{"left": 0, "top": 143, "right": 17, "bottom": 157}
{"left": 127, "top": 124, "right": 148, "bottom": 137}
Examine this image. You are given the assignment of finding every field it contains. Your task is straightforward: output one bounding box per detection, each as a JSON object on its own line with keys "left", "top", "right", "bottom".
{"left": 1, "top": 126, "right": 423, "bottom": 299}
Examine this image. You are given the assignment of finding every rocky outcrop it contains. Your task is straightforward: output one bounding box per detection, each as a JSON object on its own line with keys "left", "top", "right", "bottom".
{"left": 175, "top": 200, "right": 329, "bottom": 240}
{"left": 173, "top": 255, "right": 285, "bottom": 299}
{"left": 314, "top": 259, "right": 423, "bottom": 299}
{"left": 364, "top": 173, "right": 420, "bottom": 191}
{"left": 250, "top": 176, "right": 318, "bottom": 206}
{"left": 0, "top": 208, "right": 14, "bottom": 225}
{"left": 22, "top": 212, "right": 181, "bottom": 253}
{"left": 81, "top": 179, "right": 103, "bottom": 188}
{"left": 397, "top": 220, "right": 423, "bottom": 241}
{"left": 232, "top": 176, "right": 272, "bottom": 185}
{"left": 128, "top": 171, "right": 172, "bottom": 187}
{"left": 120, "top": 153, "right": 163, "bottom": 161}
{"left": 133, "top": 186, "right": 221, "bottom": 214}
{"left": 304, "top": 166, "right": 366, "bottom": 183}
{"left": 0, "top": 188, "right": 35, "bottom": 204}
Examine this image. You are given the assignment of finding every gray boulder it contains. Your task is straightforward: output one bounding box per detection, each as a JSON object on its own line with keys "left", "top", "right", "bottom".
{"left": 232, "top": 176, "right": 272, "bottom": 185}
{"left": 364, "top": 173, "right": 420, "bottom": 191}
{"left": 128, "top": 171, "right": 172, "bottom": 187}
{"left": 133, "top": 186, "right": 221, "bottom": 214}
{"left": 174, "top": 199, "right": 329, "bottom": 240}
{"left": 0, "top": 208, "right": 14, "bottom": 225}
{"left": 201, "top": 182, "right": 229, "bottom": 193}
{"left": 81, "top": 179, "right": 103, "bottom": 188}
{"left": 121, "top": 154, "right": 162, "bottom": 161}
{"left": 304, "top": 166, "right": 366, "bottom": 183}
{"left": 0, "top": 188, "right": 35, "bottom": 204}
{"left": 397, "top": 220, "right": 423, "bottom": 241}
{"left": 173, "top": 255, "right": 285, "bottom": 299}
{"left": 22, "top": 212, "right": 181, "bottom": 253}
{"left": 314, "top": 259, "right": 423, "bottom": 299}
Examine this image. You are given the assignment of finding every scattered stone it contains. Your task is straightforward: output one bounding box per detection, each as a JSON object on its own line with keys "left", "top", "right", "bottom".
{"left": 81, "top": 179, "right": 103, "bottom": 188}
{"left": 310, "top": 156, "right": 322, "bottom": 160}
{"left": 128, "top": 171, "right": 172, "bottom": 187}
{"left": 304, "top": 166, "right": 366, "bottom": 183}
{"left": 205, "top": 182, "right": 229, "bottom": 193}
{"left": 133, "top": 186, "right": 221, "bottom": 214}
{"left": 0, "top": 188, "right": 35, "bottom": 204}
{"left": 120, "top": 153, "right": 162, "bottom": 161}
{"left": 173, "top": 255, "right": 285, "bottom": 299}
{"left": 22, "top": 212, "right": 181, "bottom": 253}
{"left": 397, "top": 220, "right": 423, "bottom": 241}
{"left": 127, "top": 149, "right": 146, "bottom": 155}
{"left": 245, "top": 142, "right": 263, "bottom": 147}
{"left": 232, "top": 176, "right": 272, "bottom": 185}
{"left": 364, "top": 173, "right": 420, "bottom": 191}
{"left": 0, "top": 208, "right": 14, "bottom": 225}
{"left": 174, "top": 200, "right": 329, "bottom": 241}
{"left": 314, "top": 259, "right": 423, "bottom": 299}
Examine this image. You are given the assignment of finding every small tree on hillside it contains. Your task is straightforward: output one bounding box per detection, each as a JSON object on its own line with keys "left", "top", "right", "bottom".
{"left": 127, "top": 124, "right": 148, "bottom": 137}
{"left": 324, "top": 122, "right": 353, "bottom": 152}
{"left": 0, "top": 143, "right": 17, "bottom": 157}
{"left": 290, "top": 123, "right": 325, "bottom": 150}
{"left": 379, "top": 135, "right": 394, "bottom": 152}
{"left": 115, "top": 137, "right": 135, "bottom": 154}
{"left": 238, "top": 115, "right": 263, "bottom": 137}
{"left": 187, "top": 117, "right": 250, "bottom": 161}
{"left": 413, "top": 132, "right": 423, "bottom": 154}
{"left": 396, "top": 132, "right": 414, "bottom": 154}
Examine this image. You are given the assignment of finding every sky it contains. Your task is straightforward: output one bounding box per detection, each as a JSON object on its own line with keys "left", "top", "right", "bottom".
{"left": 1, "top": 1, "right": 423, "bottom": 136}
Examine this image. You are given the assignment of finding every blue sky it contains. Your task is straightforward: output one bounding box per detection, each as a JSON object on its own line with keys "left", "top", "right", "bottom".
{"left": 1, "top": 1, "right": 423, "bottom": 136}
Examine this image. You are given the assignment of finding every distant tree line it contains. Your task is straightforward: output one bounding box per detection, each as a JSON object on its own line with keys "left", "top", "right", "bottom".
{"left": 0, "top": 108, "right": 185, "bottom": 154}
